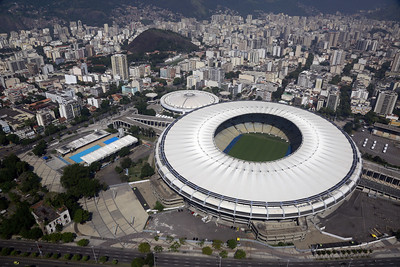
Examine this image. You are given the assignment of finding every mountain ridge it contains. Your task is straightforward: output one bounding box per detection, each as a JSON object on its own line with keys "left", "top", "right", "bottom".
{"left": 0, "top": 0, "right": 399, "bottom": 33}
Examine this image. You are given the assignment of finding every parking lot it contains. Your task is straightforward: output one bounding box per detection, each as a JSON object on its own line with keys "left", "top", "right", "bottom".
{"left": 352, "top": 129, "right": 400, "bottom": 166}
{"left": 146, "top": 209, "right": 252, "bottom": 241}
{"left": 320, "top": 190, "right": 400, "bottom": 242}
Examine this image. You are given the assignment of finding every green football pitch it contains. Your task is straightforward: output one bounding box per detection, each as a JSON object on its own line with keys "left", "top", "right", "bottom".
{"left": 227, "top": 133, "right": 289, "bottom": 162}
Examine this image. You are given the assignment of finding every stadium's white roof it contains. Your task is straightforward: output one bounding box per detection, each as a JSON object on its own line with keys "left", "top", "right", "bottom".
{"left": 160, "top": 90, "right": 219, "bottom": 113}
{"left": 57, "top": 130, "right": 110, "bottom": 155}
{"left": 155, "top": 101, "right": 362, "bottom": 220}
{"left": 81, "top": 135, "right": 138, "bottom": 165}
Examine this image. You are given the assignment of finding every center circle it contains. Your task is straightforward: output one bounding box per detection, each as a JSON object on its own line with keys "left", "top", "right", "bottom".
{"left": 214, "top": 113, "right": 302, "bottom": 162}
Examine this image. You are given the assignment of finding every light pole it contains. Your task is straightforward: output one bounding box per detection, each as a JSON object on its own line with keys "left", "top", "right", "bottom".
{"left": 91, "top": 246, "right": 97, "bottom": 263}
{"left": 35, "top": 241, "right": 43, "bottom": 258}
{"left": 153, "top": 251, "right": 157, "bottom": 267}
{"left": 217, "top": 255, "right": 221, "bottom": 267}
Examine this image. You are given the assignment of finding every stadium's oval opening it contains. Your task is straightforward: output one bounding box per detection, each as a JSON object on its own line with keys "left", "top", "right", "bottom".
{"left": 214, "top": 113, "right": 302, "bottom": 162}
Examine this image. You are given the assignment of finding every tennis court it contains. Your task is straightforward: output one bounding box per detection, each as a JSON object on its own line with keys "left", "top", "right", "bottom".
{"left": 104, "top": 136, "right": 119, "bottom": 145}
{"left": 69, "top": 145, "right": 102, "bottom": 163}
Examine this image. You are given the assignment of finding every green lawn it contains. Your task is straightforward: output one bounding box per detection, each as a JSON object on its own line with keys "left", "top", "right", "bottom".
{"left": 227, "top": 133, "right": 289, "bottom": 162}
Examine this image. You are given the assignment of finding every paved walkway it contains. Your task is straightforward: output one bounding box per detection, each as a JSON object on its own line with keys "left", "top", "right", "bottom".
{"left": 79, "top": 184, "right": 149, "bottom": 243}
{"left": 19, "top": 152, "right": 63, "bottom": 193}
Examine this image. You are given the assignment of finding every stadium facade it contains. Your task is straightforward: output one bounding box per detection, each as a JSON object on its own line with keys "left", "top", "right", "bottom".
{"left": 155, "top": 101, "right": 362, "bottom": 223}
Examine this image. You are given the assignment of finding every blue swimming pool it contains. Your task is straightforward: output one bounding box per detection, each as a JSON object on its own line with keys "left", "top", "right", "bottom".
{"left": 103, "top": 136, "right": 119, "bottom": 145}
{"left": 69, "top": 145, "right": 102, "bottom": 163}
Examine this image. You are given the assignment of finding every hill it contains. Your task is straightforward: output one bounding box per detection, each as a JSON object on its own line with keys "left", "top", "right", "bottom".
{"left": 126, "top": 29, "right": 198, "bottom": 54}
{"left": 0, "top": 0, "right": 399, "bottom": 33}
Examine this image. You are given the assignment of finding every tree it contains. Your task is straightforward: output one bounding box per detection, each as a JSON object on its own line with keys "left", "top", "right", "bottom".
{"left": 129, "top": 126, "right": 140, "bottom": 136}
{"left": 138, "top": 242, "right": 151, "bottom": 254}
{"left": 219, "top": 250, "right": 228, "bottom": 258}
{"left": 33, "top": 140, "right": 47, "bottom": 156}
{"left": 0, "top": 202, "right": 36, "bottom": 239}
{"left": 131, "top": 257, "right": 145, "bottom": 267}
{"left": 154, "top": 201, "right": 164, "bottom": 212}
{"left": 19, "top": 171, "right": 41, "bottom": 193}
{"left": 61, "top": 164, "right": 103, "bottom": 198}
{"left": 52, "top": 253, "right": 60, "bottom": 259}
{"left": 89, "top": 162, "right": 101, "bottom": 173}
{"left": 99, "top": 256, "right": 108, "bottom": 263}
{"left": 234, "top": 249, "right": 246, "bottom": 259}
{"left": 140, "top": 163, "right": 155, "bottom": 178}
{"left": 81, "top": 107, "right": 90, "bottom": 117}
{"left": 61, "top": 232, "right": 76, "bottom": 243}
{"left": 1, "top": 247, "right": 13, "bottom": 256}
{"left": 73, "top": 208, "right": 91, "bottom": 223}
{"left": 115, "top": 166, "right": 123, "bottom": 174}
{"left": 211, "top": 87, "right": 220, "bottom": 95}
{"left": 227, "top": 239, "right": 237, "bottom": 249}
{"left": 154, "top": 245, "right": 163, "bottom": 253}
{"left": 20, "top": 227, "right": 43, "bottom": 240}
{"left": 121, "top": 157, "right": 132, "bottom": 169}
{"left": 118, "top": 147, "right": 131, "bottom": 157}
{"left": 144, "top": 253, "right": 154, "bottom": 266}
{"left": 173, "top": 77, "right": 182, "bottom": 85}
{"left": 6, "top": 134, "right": 20, "bottom": 144}
{"left": 72, "top": 254, "right": 82, "bottom": 261}
{"left": 55, "top": 224, "right": 63, "bottom": 232}
{"left": 343, "top": 122, "right": 353, "bottom": 134}
{"left": 77, "top": 239, "right": 89, "bottom": 247}
{"left": 212, "top": 240, "right": 223, "bottom": 250}
{"left": 202, "top": 246, "right": 213, "bottom": 255}
{"left": 0, "top": 197, "right": 9, "bottom": 210}
{"left": 329, "top": 75, "right": 341, "bottom": 85}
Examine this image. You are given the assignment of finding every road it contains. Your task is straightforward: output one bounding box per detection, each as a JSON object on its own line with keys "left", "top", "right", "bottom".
{"left": 0, "top": 256, "right": 101, "bottom": 266}
{"left": 0, "top": 240, "right": 399, "bottom": 266}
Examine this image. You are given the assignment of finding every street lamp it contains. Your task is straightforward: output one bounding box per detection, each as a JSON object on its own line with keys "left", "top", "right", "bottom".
{"left": 91, "top": 246, "right": 97, "bottom": 263}
{"left": 35, "top": 241, "right": 43, "bottom": 258}
{"left": 217, "top": 255, "right": 221, "bottom": 267}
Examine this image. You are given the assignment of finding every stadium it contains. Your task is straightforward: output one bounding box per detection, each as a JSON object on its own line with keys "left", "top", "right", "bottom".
{"left": 160, "top": 90, "right": 219, "bottom": 113}
{"left": 155, "top": 101, "right": 362, "bottom": 223}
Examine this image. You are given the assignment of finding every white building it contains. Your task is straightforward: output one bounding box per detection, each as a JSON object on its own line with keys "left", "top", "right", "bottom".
{"left": 60, "top": 99, "right": 81, "bottom": 120}
{"left": 31, "top": 201, "right": 71, "bottom": 234}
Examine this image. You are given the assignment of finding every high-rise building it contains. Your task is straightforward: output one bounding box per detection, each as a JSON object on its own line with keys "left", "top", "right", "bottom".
{"left": 327, "top": 91, "right": 340, "bottom": 111}
{"left": 104, "top": 24, "right": 109, "bottom": 36}
{"left": 315, "top": 76, "right": 323, "bottom": 91}
{"left": 208, "top": 68, "right": 224, "bottom": 83}
{"left": 60, "top": 99, "right": 81, "bottom": 120}
{"left": 328, "top": 31, "right": 339, "bottom": 48}
{"left": 295, "top": 45, "right": 302, "bottom": 57}
{"left": 374, "top": 91, "right": 398, "bottom": 115}
{"left": 111, "top": 54, "right": 128, "bottom": 80}
{"left": 391, "top": 52, "right": 400, "bottom": 72}
{"left": 331, "top": 50, "right": 345, "bottom": 66}
{"left": 36, "top": 109, "right": 56, "bottom": 127}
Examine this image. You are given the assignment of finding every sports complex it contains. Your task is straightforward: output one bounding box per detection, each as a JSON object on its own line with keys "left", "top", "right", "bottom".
{"left": 155, "top": 101, "right": 363, "bottom": 223}
{"left": 56, "top": 130, "right": 138, "bottom": 166}
{"left": 160, "top": 90, "right": 219, "bottom": 113}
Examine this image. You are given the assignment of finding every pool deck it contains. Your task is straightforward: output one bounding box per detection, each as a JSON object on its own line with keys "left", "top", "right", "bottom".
{"left": 64, "top": 133, "right": 119, "bottom": 164}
